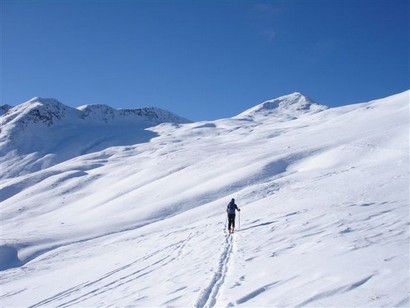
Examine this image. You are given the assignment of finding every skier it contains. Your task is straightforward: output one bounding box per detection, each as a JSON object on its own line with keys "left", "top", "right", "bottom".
{"left": 226, "top": 198, "right": 240, "bottom": 233}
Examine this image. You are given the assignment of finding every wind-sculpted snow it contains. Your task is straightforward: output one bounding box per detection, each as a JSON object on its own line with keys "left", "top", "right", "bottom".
{"left": 0, "top": 91, "right": 409, "bottom": 307}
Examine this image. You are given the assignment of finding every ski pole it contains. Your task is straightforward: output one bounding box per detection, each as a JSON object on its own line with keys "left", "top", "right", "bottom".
{"left": 238, "top": 210, "right": 241, "bottom": 231}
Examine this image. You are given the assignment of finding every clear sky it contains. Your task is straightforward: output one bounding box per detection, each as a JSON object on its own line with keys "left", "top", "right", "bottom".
{"left": 1, "top": 0, "right": 409, "bottom": 121}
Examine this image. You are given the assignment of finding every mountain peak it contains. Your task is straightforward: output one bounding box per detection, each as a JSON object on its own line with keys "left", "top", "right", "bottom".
{"left": 1, "top": 97, "right": 79, "bottom": 129}
{"left": 27, "top": 97, "right": 62, "bottom": 105}
{"left": 236, "top": 92, "right": 328, "bottom": 120}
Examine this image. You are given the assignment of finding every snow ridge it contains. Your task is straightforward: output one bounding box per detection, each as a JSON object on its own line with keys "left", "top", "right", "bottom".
{"left": 77, "top": 104, "right": 190, "bottom": 125}
{"left": 1, "top": 97, "right": 190, "bottom": 132}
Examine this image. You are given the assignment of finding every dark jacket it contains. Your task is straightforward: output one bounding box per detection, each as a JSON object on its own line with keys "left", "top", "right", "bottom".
{"left": 227, "top": 199, "right": 239, "bottom": 214}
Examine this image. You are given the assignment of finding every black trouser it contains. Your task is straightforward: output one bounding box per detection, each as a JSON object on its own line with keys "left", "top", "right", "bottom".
{"left": 228, "top": 214, "right": 236, "bottom": 230}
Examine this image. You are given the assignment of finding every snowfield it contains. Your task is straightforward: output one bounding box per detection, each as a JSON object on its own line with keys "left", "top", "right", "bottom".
{"left": 0, "top": 92, "right": 409, "bottom": 307}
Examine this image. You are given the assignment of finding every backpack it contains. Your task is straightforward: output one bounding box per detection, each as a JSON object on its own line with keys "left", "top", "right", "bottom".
{"left": 227, "top": 201, "right": 236, "bottom": 214}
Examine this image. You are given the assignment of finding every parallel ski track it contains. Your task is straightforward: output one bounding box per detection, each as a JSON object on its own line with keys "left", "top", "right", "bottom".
{"left": 196, "top": 233, "right": 233, "bottom": 308}
{"left": 28, "top": 231, "right": 198, "bottom": 308}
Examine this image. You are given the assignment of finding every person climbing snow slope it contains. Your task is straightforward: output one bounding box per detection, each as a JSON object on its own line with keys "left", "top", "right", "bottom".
{"left": 226, "top": 198, "right": 240, "bottom": 234}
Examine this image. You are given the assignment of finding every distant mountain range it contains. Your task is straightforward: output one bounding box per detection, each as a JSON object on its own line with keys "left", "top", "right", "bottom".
{"left": 0, "top": 93, "right": 326, "bottom": 178}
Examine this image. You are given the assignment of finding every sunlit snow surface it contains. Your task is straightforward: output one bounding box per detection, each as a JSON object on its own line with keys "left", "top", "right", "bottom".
{"left": 0, "top": 92, "right": 409, "bottom": 307}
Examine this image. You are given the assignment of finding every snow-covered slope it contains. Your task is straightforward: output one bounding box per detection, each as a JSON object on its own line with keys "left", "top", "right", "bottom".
{"left": 0, "top": 91, "right": 409, "bottom": 307}
{"left": 0, "top": 97, "right": 190, "bottom": 178}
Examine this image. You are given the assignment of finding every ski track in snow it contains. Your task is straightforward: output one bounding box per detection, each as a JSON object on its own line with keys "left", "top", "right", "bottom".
{"left": 29, "top": 231, "right": 199, "bottom": 308}
{"left": 195, "top": 233, "right": 233, "bottom": 308}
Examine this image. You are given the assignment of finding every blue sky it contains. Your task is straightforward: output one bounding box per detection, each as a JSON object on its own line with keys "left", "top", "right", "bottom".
{"left": 1, "top": 0, "right": 409, "bottom": 121}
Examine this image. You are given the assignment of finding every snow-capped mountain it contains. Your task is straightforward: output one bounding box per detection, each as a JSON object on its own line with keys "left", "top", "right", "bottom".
{"left": 0, "top": 91, "right": 409, "bottom": 307}
{"left": 236, "top": 92, "right": 328, "bottom": 120}
{"left": 1, "top": 97, "right": 190, "bottom": 126}
{"left": 0, "top": 97, "right": 190, "bottom": 178}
